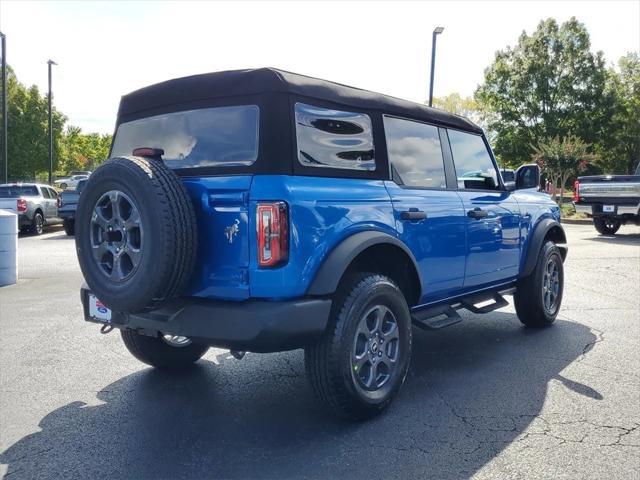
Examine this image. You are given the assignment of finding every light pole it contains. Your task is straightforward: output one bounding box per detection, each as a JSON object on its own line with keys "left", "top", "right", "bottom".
{"left": 47, "top": 59, "right": 57, "bottom": 185}
{"left": 1, "top": 32, "right": 7, "bottom": 184}
{"left": 428, "top": 26, "right": 444, "bottom": 107}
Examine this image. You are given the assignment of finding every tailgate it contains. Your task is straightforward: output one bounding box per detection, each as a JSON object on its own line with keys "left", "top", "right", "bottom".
{"left": 181, "top": 176, "right": 253, "bottom": 300}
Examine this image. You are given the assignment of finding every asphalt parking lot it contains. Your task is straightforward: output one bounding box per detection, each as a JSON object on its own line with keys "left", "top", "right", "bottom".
{"left": 0, "top": 222, "right": 638, "bottom": 479}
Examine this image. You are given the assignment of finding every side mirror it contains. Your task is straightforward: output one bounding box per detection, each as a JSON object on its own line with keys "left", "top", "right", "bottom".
{"left": 504, "top": 181, "right": 517, "bottom": 191}
{"left": 515, "top": 164, "right": 540, "bottom": 190}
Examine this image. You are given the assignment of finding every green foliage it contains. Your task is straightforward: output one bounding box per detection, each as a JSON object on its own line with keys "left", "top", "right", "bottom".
{"left": 5, "top": 65, "right": 66, "bottom": 180}
{"left": 596, "top": 53, "right": 640, "bottom": 174}
{"left": 432, "top": 93, "right": 481, "bottom": 122}
{"left": 3, "top": 65, "right": 112, "bottom": 182}
{"left": 58, "top": 126, "right": 112, "bottom": 174}
{"left": 475, "top": 17, "right": 614, "bottom": 168}
{"left": 532, "top": 134, "right": 593, "bottom": 204}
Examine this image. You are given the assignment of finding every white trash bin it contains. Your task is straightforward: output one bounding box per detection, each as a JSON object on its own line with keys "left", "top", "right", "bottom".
{"left": 0, "top": 209, "right": 18, "bottom": 286}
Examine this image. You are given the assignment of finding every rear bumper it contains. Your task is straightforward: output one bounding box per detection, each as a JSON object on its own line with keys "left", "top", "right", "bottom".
{"left": 17, "top": 213, "right": 31, "bottom": 227}
{"left": 80, "top": 286, "right": 331, "bottom": 353}
{"left": 58, "top": 210, "right": 75, "bottom": 221}
{"left": 574, "top": 202, "right": 640, "bottom": 217}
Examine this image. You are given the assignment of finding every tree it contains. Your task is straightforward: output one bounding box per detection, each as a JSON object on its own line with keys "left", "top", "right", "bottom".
{"left": 432, "top": 93, "right": 482, "bottom": 122}
{"left": 58, "top": 126, "right": 112, "bottom": 174}
{"left": 5, "top": 65, "right": 66, "bottom": 180}
{"left": 533, "top": 135, "right": 593, "bottom": 204}
{"left": 597, "top": 53, "right": 640, "bottom": 174}
{"left": 3, "top": 65, "right": 112, "bottom": 181}
{"left": 475, "top": 17, "right": 614, "bottom": 168}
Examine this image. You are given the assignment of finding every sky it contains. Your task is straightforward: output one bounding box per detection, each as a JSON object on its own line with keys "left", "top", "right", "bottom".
{"left": 1, "top": 0, "right": 639, "bottom": 135}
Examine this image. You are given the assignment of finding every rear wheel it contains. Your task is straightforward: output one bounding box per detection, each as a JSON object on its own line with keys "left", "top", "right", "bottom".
{"left": 31, "top": 212, "right": 44, "bottom": 235}
{"left": 63, "top": 219, "right": 75, "bottom": 236}
{"left": 594, "top": 217, "right": 620, "bottom": 235}
{"left": 514, "top": 241, "right": 564, "bottom": 328}
{"left": 305, "top": 273, "right": 412, "bottom": 420}
{"left": 120, "top": 329, "right": 209, "bottom": 369}
{"left": 60, "top": 183, "right": 68, "bottom": 190}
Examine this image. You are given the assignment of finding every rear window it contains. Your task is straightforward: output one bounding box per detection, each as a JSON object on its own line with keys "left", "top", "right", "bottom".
{"left": 111, "top": 105, "right": 259, "bottom": 169}
{"left": 0, "top": 186, "right": 39, "bottom": 198}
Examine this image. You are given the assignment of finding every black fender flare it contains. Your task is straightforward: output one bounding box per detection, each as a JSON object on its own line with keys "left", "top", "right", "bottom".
{"left": 306, "top": 231, "right": 423, "bottom": 296}
{"left": 521, "top": 218, "right": 568, "bottom": 278}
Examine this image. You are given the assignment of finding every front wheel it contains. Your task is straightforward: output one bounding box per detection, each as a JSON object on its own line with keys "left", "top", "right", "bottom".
{"left": 121, "top": 329, "right": 209, "bottom": 369}
{"left": 594, "top": 217, "right": 620, "bottom": 235}
{"left": 514, "top": 241, "right": 564, "bottom": 328}
{"left": 305, "top": 273, "right": 412, "bottom": 420}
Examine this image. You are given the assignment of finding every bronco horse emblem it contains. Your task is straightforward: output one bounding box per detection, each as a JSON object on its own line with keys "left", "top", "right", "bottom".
{"left": 224, "top": 219, "right": 240, "bottom": 244}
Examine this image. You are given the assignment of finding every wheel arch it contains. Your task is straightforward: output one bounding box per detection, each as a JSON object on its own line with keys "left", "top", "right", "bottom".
{"left": 307, "top": 231, "right": 422, "bottom": 306}
{"left": 521, "top": 218, "right": 567, "bottom": 278}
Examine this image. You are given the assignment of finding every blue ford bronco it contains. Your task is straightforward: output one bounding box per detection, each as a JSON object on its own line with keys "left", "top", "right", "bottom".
{"left": 77, "top": 68, "right": 567, "bottom": 420}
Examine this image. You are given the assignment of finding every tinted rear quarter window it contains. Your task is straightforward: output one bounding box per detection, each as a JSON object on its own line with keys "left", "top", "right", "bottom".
{"left": 384, "top": 116, "right": 446, "bottom": 188}
{"left": 448, "top": 130, "right": 499, "bottom": 190}
{"left": 111, "top": 105, "right": 259, "bottom": 169}
{"left": 295, "top": 103, "right": 375, "bottom": 171}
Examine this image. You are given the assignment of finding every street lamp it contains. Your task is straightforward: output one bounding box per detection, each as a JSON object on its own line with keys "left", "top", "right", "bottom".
{"left": 1, "top": 31, "right": 7, "bottom": 184}
{"left": 428, "top": 26, "right": 444, "bottom": 107}
{"left": 47, "top": 59, "right": 57, "bottom": 185}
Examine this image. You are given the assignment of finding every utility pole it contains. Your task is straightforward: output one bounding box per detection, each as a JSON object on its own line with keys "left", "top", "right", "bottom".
{"left": 1, "top": 32, "right": 7, "bottom": 184}
{"left": 428, "top": 27, "right": 444, "bottom": 107}
{"left": 47, "top": 59, "right": 57, "bottom": 184}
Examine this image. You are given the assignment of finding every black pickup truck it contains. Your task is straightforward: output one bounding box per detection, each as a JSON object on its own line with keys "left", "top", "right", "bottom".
{"left": 574, "top": 163, "right": 640, "bottom": 235}
{"left": 58, "top": 179, "right": 87, "bottom": 235}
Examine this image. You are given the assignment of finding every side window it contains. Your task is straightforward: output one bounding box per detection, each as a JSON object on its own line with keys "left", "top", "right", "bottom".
{"left": 41, "top": 187, "right": 52, "bottom": 199}
{"left": 383, "top": 116, "right": 447, "bottom": 188}
{"left": 294, "top": 102, "right": 375, "bottom": 171}
{"left": 48, "top": 188, "right": 59, "bottom": 199}
{"left": 448, "top": 130, "right": 499, "bottom": 190}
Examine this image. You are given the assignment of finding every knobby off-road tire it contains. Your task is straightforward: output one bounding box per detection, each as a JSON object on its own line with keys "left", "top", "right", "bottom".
{"left": 305, "top": 273, "right": 412, "bottom": 420}
{"left": 514, "top": 241, "right": 564, "bottom": 328}
{"left": 593, "top": 217, "right": 621, "bottom": 235}
{"left": 121, "top": 329, "right": 209, "bottom": 369}
{"left": 75, "top": 156, "right": 197, "bottom": 312}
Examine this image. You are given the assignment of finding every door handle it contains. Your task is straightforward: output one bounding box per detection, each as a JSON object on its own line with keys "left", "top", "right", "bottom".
{"left": 467, "top": 208, "right": 489, "bottom": 219}
{"left": 400, "top": 209, "right": 427, "bottom": 221}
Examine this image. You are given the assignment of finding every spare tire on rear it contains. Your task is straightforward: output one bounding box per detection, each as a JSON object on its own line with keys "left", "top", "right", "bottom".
{"left": 75, "top": 156, "right": 197, "bottom": 312}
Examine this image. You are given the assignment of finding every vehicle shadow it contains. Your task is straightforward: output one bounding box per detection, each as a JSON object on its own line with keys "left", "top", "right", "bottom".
{"left": 0, "top": 314, "right": 597, "bottom": 479}
{"left": 585, "top": 233, "right": 640, "bottom": 246}
{"left": 41, "top": 233, "right": 74, "bottom": 240}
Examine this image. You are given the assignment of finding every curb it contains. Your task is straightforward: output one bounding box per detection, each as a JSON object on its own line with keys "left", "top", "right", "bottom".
{"left": 561, "top": 217, "right": 592, "bottom": 225}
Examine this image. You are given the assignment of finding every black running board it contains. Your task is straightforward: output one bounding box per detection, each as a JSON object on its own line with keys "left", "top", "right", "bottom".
{"left": 412, "top": 288, "right": 515, "bottom": 330}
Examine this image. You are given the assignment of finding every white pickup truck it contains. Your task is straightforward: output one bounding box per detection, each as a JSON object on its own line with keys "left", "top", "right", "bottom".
{"left": 574, "top": 163, "right": 640, "bottom": 235}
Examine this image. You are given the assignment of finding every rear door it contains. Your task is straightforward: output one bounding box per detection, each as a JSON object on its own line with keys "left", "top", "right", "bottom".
{"left": 46, "top": 187, "right": 60, "bottom": 220}
{"left": 383, "top": 116, "right": 466, "bottom": 303}
{"left": 39, "top": 186, "right": 56, "bottom": 221}
{"left": 445, "top": 129, "right": 521, "bottom": 288}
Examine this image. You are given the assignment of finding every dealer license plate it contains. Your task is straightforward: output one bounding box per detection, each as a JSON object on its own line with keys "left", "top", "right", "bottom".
{"left": 89, "top": 294, "right": 112, "bottom": 322}
{"left": 603, "top": 205, "right": 615, "bottom": 213}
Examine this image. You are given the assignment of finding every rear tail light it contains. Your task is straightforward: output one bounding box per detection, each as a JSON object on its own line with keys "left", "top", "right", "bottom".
{"left": 257, "top": 201, "right": 288, "bottom": 268}
{"left": 573, "top": 180, "right": 580, "bottom": 202}
{"left": 17, "top": 199, "right": 27, "bottom": 213}
{"left": 57, "top": 197, "right": 62, "bottom": 208}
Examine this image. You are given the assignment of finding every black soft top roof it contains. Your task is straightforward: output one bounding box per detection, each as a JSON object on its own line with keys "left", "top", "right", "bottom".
{"left": 118, "top": 67, "right": 482, "bottom": 134}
